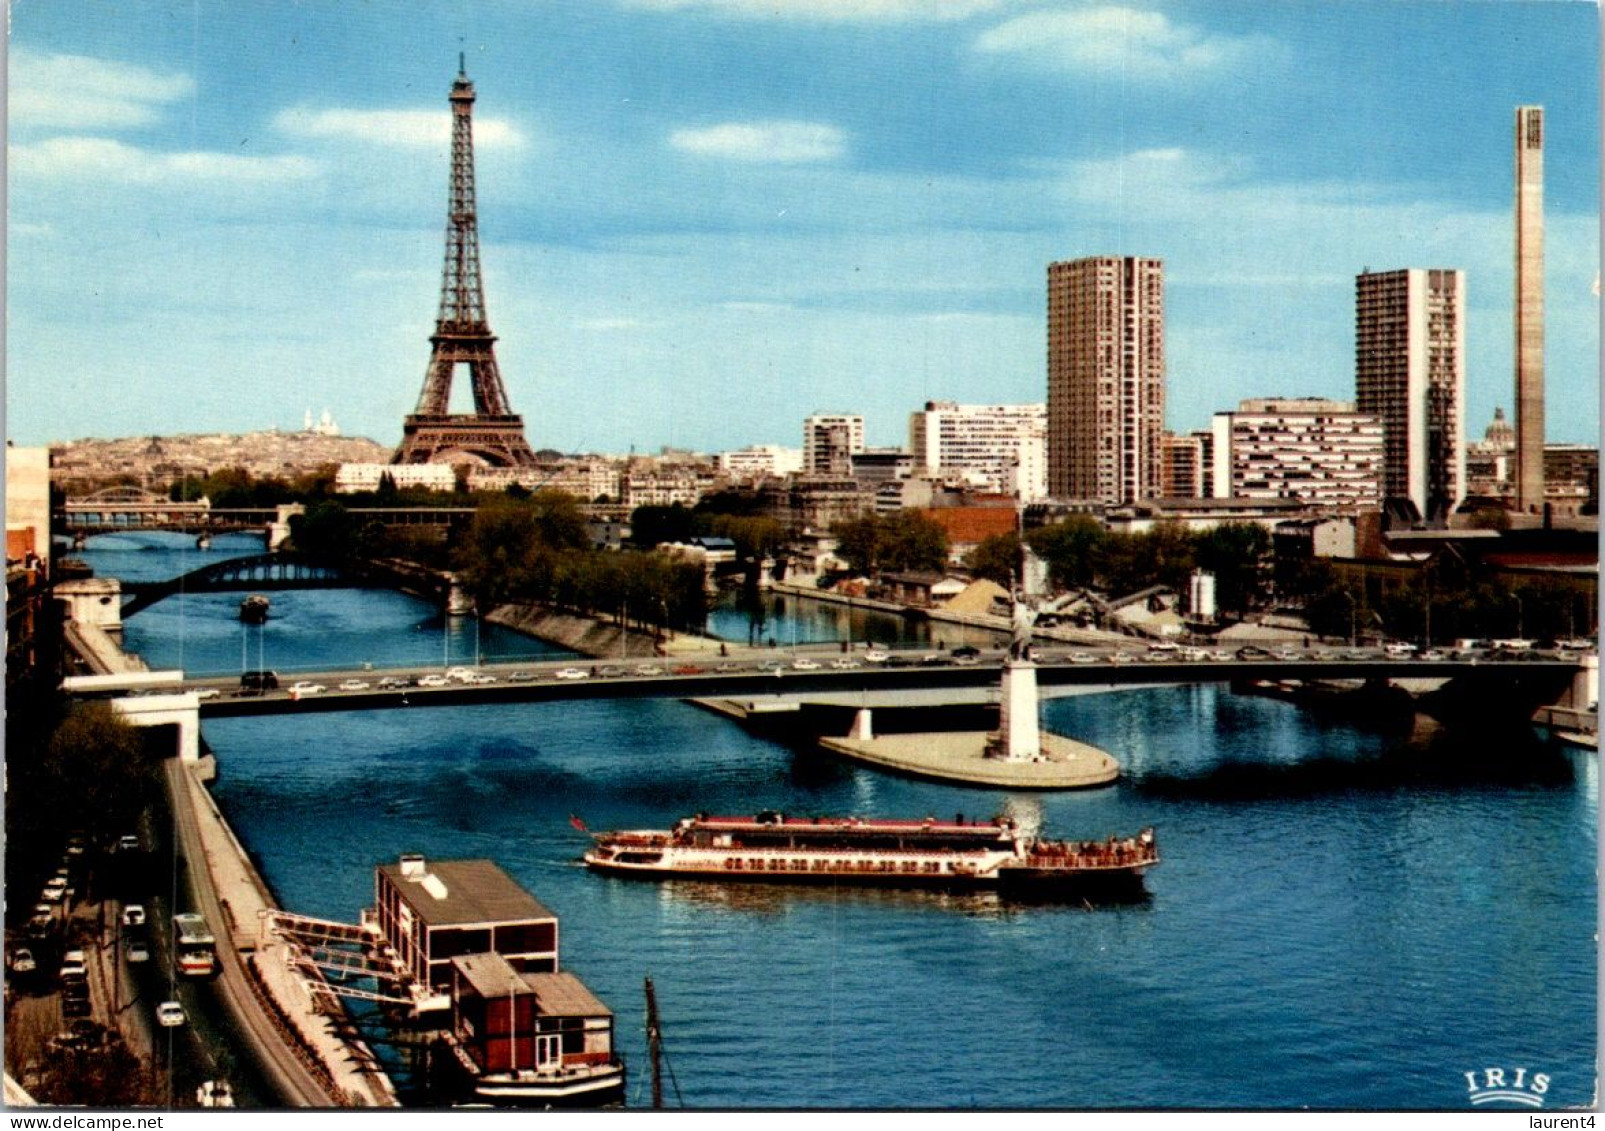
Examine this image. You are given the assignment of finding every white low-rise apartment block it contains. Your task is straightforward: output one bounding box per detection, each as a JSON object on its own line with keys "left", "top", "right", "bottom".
{"left": 1210, "top": 398, "right": 1383, "bottom": 511}
{"left": 909, "top": 401, "right": 1048, "bottom": 500}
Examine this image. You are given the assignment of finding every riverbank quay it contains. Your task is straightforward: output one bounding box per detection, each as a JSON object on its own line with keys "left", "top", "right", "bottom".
{"left": 485, "top": 603, "right": 728, "bottom": 659}
{"left": 163, "top": 757, "right": 398, "bottom": 1107}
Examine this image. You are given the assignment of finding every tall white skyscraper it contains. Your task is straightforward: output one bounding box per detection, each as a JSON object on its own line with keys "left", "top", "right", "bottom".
{"left": 1355, "top": 268, "right": 1467, "bottom": 519}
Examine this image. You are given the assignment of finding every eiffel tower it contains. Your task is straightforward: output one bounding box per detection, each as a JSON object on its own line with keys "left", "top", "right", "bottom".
{"left": 392, "top": 59, "right": 537, "bottom": 467}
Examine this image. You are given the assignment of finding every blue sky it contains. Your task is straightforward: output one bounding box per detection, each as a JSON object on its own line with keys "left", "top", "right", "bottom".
{"left": 7, "top": 0, "right": 1600, "bottom": 454}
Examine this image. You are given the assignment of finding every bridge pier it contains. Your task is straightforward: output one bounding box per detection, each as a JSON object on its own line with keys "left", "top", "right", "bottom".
{"left": 848, "top": 708, "right": 874, "bottom": 741}
{"left": 267, "top": 503, "right": 304, "bottom": 551}
{"left": 111, "top": 691, "right": 201, "bottom": 762}
{"left": 56, "top": 578, "right": 123, "bottom": 638}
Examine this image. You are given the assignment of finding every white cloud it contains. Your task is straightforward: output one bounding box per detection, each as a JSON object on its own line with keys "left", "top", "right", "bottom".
{"left": 626, "top": 0, "right": 1008, "bottom": 21}
{"left": 975, "top": 7, "right": 1275, "bottom": 81}
{"left": 10, "top": 136, "right": 319, "bottom": 185}
{"left": 669, "top": 120, "right": 846, "bottom": 163}
{"left": 273, "top": 106, "right": 526, "bottom": 150}
{"left": 10, "top": 50, "right": 194, "bottom": 130}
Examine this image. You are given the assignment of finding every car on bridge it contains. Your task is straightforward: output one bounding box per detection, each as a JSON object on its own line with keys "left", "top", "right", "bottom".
{"left": 123, "top": 904, "right": 146, "bottom": 927}
{"left": 1069, "top": 652, "right": 1096, "bottom": 664}
{"left": 192, "top": 687, "right": 221, "bottom": 700}
{"left": 506, "top": 671, "right": 534, "bottom": 682}
{"left": 338, "top": 679, "right": 372, "bottom": 692}
{"left": 634, "top": 664, "right": 664, "bottom": 676}
{"left": 1236, "top": 646, "right": 1272, "bottom": 661}
{"left": 863, "top": 649, "right": 891, "bottom": 663}
{"left": 792, "top": 658, "right": 821, "bottom": 671}
{"left": 156, "top": 1001, "right": 186, "bottom": 1028}
{"left": 126, "top": 939, "right": 150, "bottom": 964}
{"left": 446, "top": 667, "right": 477, "bottom": 683}
{"left": 598, "top": 666, "right": 625, "bottom": 678}
{"left": 554, "top": 668, "right": 590, "bottom": 680}
{"left": 1418, "top": 649, "right": 1446, "bottom": 661}
{"left": 831, "top": 658, "right": 860, "bottom": 670}
{"left": 951, "top": 645, "right": 982, "bottom": 660}
{"left": 416, "top": 674, "right": 449, "bottom": 688}
{"left": 378, "top": 677, "right": 408, "bottom": 689}
{"left": 239, "top": 670, "right": 279, "bottom": 692}
{"left": 289, "top": 681, "right": 326, "bottom": 696}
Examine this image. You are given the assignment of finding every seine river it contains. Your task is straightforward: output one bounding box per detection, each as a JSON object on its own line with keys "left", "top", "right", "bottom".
{"left": 89, "top": 532, "right": 1596, "bottom": 1109}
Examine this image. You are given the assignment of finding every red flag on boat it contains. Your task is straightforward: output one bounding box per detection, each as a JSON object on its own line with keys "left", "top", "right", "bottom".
{"left": 569, "top": 815, "right": 588, "bottom": 833}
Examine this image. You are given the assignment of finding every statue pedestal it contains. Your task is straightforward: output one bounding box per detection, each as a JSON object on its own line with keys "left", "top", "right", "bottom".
{"left": 987, "top": 659, "right": 1041, "bottom": 762}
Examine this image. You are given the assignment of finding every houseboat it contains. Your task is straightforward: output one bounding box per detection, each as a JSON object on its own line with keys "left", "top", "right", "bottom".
{"left": 368, "top": 855, "right": 625, "bottom": 1106}
{"left": 584, "top": 812, "right": 1157, "bottom": 894}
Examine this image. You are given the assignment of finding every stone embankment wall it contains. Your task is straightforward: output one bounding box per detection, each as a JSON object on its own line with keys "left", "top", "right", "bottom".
{"left": 485, "top": 603, "right": 722, "bottom": 658}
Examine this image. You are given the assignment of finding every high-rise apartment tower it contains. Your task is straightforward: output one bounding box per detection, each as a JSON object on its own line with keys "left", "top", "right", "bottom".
{"left": 1047, "top": 257, "right": 1165, "bottom": 504}
{"left": 1355, "top": 268, "right": 1466, "bottom": 520}
{"left": 1514, "top": 105, "right": 1546, "bottom": 513}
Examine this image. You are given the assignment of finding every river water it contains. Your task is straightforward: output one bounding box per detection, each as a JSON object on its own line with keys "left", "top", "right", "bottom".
{"left": 88, "top": 533, "right": 1597, "bottom": 1109}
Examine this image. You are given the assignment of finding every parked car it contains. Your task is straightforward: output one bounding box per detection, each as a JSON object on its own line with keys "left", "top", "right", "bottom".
{"left": 338, "top": 679, "right": 372, "bottom": 692}
{"left": 156, "top": 1001, "right": 187, "bottom": 1028}
{"left": 554, "top": 668, "right": 590, "bottom": 680}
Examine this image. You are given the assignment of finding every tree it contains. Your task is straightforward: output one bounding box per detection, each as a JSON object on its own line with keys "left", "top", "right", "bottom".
{"left": 1028, "top": 516, "right": 1104, "bottom": 590}
{"left": 630, "top": 505, "right": 696, "bottom": 549}
{"left": 832, "top": 515, "right": 884, "bottom": 574}
{"left": 879, "top": 510, "right": 949, "bottom": 573}
{"left": 453, "top": 496, "right": 543, "bottom": 609}
{"left": 43, "top": 703, "right": 155, "bottom": 841}
{"left": 1194, "top": 522, "right": 1269, "bottom": 615}
{"left": 287, "top": 501, "right": 355, "bottom": 559}
{"left": 965, "top": 532, "right": 1022, "bottom": 588}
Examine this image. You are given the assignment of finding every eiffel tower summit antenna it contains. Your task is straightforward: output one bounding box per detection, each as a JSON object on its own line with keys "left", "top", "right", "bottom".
{"left": 392, "top": 62, "right": 537, "bottom": 468}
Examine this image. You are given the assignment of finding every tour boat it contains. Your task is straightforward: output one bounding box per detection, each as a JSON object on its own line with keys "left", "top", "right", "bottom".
{"left": 239, "top": 594, "right": 271, "bottom": 624}
{"left": 583, "top": 812, "right": 1157, "bottom": 893}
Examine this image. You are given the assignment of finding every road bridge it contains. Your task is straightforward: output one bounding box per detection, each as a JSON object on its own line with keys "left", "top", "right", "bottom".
{"left": 180, "top": 647, "right": 1591, "bottom": 726}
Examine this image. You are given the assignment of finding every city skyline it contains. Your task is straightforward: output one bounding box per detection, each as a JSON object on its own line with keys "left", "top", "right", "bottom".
{"left": 6, "top": 1, "right": 1600, "bottom": 454}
